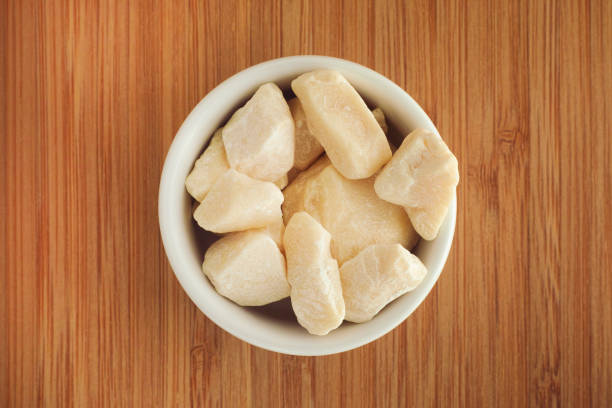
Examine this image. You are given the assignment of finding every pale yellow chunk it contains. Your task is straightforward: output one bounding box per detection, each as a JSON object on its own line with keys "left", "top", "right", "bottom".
{"left": 371, "top": 107, "right": 388, "bottom": 134}
{"left": 282, "top": 155, "right": 331, "bottom": 222}
{"left": 194, "top": 169, "right": 283, "bottom": 233}
{"left": 374, "top": 129, "right": 459, "bottom": 240}
{"left": 288, "top": 97, "right": 388, "bottom": 170}
{"left": 253, "top": 216, "right": 285, "bottom": 250}
{"left": 283, "top": 158, "right": 419, "bottom": 264}
{"left": 185, "top": 129, "right": 229, "bottom": 202}
{"left": 284, "top": 212, "right": 344, "bottom": 335}
{"left": 340, "top": 244, "right": 427, "bottom": 323}
{"left": 288, "top": 97, "right": 325, "bottom": 170}
{"left": 291, "top": 70, "right": 392, "bottom": 179}
{"left": 222, "top": 83, "right": 295, "bottom": 181}
{"left": 203, "top": 231, "right": 290, "bottom": 306}
{"left": 274, "top": 174, "right": 289, "bottom": 190}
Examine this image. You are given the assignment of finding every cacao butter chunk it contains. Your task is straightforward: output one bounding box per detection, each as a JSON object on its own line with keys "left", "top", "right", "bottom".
{"left": 291, "top": 70, "right": 392, "bottom": 179}
{"left": 222, "top": 83, "right": 295, "bottom": 181}
{"left": 282, "top": 155, "right": 331, "bottom": 223}
{"left": 404, "top": 202, "right": 453, "bottom": 242}
{"left": 374, "top": 129, "right": 459, "bottom": 240}
{"left": 185, "top": 129, "right": 229, "bottom": 202}
{"left": 282, "top": 158, "right": 419, "bottom": 264}
{"left": 289, "top": 97, "right": 389, "bottom": 170}
{"left": 202, "top": 230, "right": 290, "bottom": 306}
{"left": 284, "top": 212, "right": 345, "bottom": 335}
{"left": 194, "top": 169, "right": 283, "bottom": 233}
{"left": 288, "top": 97, "right": 325, "bottom": 170}
{"left": 340, "top": 244, "right": 427, "bottom": 323}
{"left": 371, "top": 107, "right": 388, "bottom": 134}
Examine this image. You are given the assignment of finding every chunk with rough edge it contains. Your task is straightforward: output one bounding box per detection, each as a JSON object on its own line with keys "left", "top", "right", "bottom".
{"left": 288, "top": 97, "right": 325, "bottom": 170}
{"left": 185, "top": 128, "right": 229, "bottom": 202}
{"left": 194, "top": 169, "right": 283, "bottom": 233}
{"left": 202, "top": 230, "right": 290, "bottom": 306}
{"left": 291, "top": 70, "right": 391, "bottom": 179}
{"left": 222, "top": 83, "right": 295, "bottom": 181}
{"left": 283, "top": 212, "right": 344, "bottom": 335}
{"left": 371, "top": 107, "right": 388, "bottom": 134}
{"left": 374, "top": 128, "right": 459, "bottom": 240}
{"left": 340, "top": 244, "right": 427, "bottom": 323}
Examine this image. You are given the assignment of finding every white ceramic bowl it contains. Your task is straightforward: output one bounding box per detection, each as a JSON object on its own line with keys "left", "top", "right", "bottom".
{"left": 159, "top": 56, "right": 456, "bottom": 356}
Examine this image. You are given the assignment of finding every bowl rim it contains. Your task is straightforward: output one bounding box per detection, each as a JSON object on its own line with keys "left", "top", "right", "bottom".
{"left": 158, "top": 55, "right": 456, "bottom": 356}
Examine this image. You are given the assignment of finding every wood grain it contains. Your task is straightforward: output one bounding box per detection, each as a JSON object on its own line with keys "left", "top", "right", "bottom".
{"left": 2, "top": 0, "right": 611, "bottom": 406}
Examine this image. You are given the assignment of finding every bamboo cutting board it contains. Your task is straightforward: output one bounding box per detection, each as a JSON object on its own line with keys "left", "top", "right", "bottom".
{"left": 2, "top": 0, "right": 611, "bottom": 406}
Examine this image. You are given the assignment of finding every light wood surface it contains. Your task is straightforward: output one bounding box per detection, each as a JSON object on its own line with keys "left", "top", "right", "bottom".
{"left": 2, "top": 0, "right": 611, "bottom": 406}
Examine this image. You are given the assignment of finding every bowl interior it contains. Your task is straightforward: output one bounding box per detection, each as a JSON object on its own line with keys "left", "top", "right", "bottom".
{"left": 159, "top": 56, "right": 456, "bottom": 356}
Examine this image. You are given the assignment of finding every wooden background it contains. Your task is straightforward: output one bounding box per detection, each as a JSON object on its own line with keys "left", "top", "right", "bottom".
{"left": 2, "top": 0, "right": 611, "bottom": 406}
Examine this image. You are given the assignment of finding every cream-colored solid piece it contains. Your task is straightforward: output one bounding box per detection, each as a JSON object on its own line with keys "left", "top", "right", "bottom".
{"left": 288, "top": 97, "right": 325, "bottom": 170}
{"left": 289, "top": 97, "right": 388, "bottom": 170}
{"left": 194, "top": 169, "right": 283, "bottom": 233}
{"left": 371, "top": 107, "right": 388, "bottom": 135}
{"left": 282, "top": 158, "right": 419, "bottom": 264}
{"left": 340, "top": 244, "right": 427, "bottom": 323}
{"left": 202, "top": 230, "right": 290, "bottom": 306}
{"left": 291, "top": 70, "right": 391, "bottom": 179}
{"left": 282, "top": 155, "right": 331, "bottom": 221}
{"left": 374, "top": 128, "right": 459, "bottom": 240}
{"left": 222, "top": 83, "right": 295, "bottom": 181}
{"left": 283, "top": 212, "right": 345, "bottom": 335}
{"left": 185, "top": 128, "right": 229, "bottom": 202}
